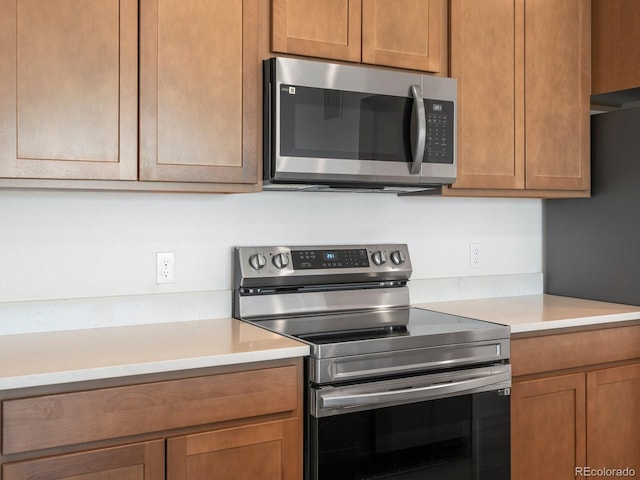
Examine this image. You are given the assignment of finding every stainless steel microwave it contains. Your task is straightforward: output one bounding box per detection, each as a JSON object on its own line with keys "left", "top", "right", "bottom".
{"left": 263, "top": 57, "right": 457, "bottom": 194}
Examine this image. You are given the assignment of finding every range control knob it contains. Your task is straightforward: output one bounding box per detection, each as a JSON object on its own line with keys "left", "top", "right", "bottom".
{"left": 248, "top": 253, "right": 267, "bottom": 270}
{"left": 371, "top": 250, "right": 387, "bottom": 266}
{"left": 272, "top": 252, "right": 290, "bottom": 269}
{"left": 390, "top": 250, "right": 406, "bottom": 265}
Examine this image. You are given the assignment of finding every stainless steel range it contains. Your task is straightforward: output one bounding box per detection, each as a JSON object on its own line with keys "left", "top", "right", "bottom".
{"left": 233, "top": 244, "right": 511, "bottom": 480}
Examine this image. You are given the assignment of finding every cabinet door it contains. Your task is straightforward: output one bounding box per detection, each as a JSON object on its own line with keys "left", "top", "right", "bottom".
{"left": 167, "top": 419, "right": 301, "bottom": 480}
{"left": 0, "top": 0, "right": 138, "bottom": 180}
{"left": 587, "top": 363, "right": 640, "bottom": 475}
{"left": 448, "top": 0, "right": 590, "bottom": 196}
{"left": 592, "top": 0, "right": 640, "bottom": 95}
{"left": 139, "top": 0, "right": 259, "bottom": 184}
{"left": 2, "top": 440, "right": 164, "bottom": 480}
{"left": 511, "top": 373, "right": 586, "bottom": 480}
{"left": 271, "top": 0, "right": 361, "bottom": 62}
{"left": 524, "top": 0, "right": 590, "bottom": 191}
{"left": 449, "top": 0, "right": 524, "bottom": 190}
{"left": 362, "top": 0, "right": 444, "bottom": 73}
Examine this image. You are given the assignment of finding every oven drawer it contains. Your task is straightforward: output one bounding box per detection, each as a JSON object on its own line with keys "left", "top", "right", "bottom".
{"left": 311, "top": 363, "right": 510, "bottom": 418}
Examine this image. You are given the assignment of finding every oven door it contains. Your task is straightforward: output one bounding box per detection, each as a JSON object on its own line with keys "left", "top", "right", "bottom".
{"left": 307, "top": 365, "right": 511, "bottom": 480}
{"left": 264, "top": 57, "right": 456, "bottom": 187}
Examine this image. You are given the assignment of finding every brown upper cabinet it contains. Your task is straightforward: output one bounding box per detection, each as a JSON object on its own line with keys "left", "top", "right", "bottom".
{"left": 0, "top": 0, "right": 259, "bottom": 189}
{"left": 139, "top": 0, "right": 259, "bottom": 185}
{"left": 271, "top": 0, "right": 446, "bottom": 73}
{"left": 592, "top": 0, "right": 640, "bottom": 95}
{"left": 0, "top": 0, "right": 138, "bottom": 180}
{"left": 445, "top": 0, "right": 591, "bottom": 198}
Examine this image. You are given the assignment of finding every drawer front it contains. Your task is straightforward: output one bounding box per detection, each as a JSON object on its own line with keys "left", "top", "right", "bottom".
{"left": 512, "top": 325, "right": 640, "bottom": 377}
{"left": 2, "top": 365, "right": 298, "bottom": 455}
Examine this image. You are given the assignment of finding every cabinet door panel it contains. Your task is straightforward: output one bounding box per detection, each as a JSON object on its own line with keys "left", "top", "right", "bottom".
{"left": 511, "top": 373, "right": 586, "bottom": 480}
{"left": 139, "top": 0, "right": 259, "bottom": 183}
{"left": 587, "top": 363, "right": 640, "bottom": 474}
{"left": 449, "top": 0, "right": 524, "bottom": 189}
{"left": 167, "top": 419, "right": 300, "bottom": 480}
{"left": 362, "top": 0, "right": 444, "bottom": 73}
{"left": 271, "top": 0, "right": 361, "bottom": 62}
{"left": 592, "top": 0, "right": 640, "bottom": 94}
{"left": 447, "top": 0, "right": 590, "bottom": 196}
{"left": 2, "top": 440, "right": 164, "bottom": 480}
{"left": 0, "top": 0, "right": 138, "bottom": 180}
{"left": 524, "top": 0, "right": 590, "bottom": 190}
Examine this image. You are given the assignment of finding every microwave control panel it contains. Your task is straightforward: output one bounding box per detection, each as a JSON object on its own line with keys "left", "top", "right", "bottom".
{"left": 424, "top": 99, "right": 454, "bottom": 164}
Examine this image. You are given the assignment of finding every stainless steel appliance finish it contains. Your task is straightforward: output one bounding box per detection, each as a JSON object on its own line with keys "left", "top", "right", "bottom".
{"left": 312, "top": 363, "right": 511, "bottom": 417}
{"left": 233, "top": 244, "right": 511, "bottom": 479}
{"left": 263, "top": 57, "right": 457, "bottom": 193}
{"left": 233, "top": 244, "right": 510, "bottom": 384}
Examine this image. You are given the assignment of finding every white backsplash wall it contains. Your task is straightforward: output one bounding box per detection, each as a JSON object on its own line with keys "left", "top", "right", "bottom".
{"left": 0, "top": 189, "right": 542, "bottom": 332}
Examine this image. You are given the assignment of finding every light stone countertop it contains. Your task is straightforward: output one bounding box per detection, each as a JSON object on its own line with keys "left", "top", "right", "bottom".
{"left": 4, "top": 294, "right": 639, "bottom": 390}
{"left": 415, "top": 294, "right": 640, "bottom": 335}
{"left": 0, "top": 317, "right": 308, "bottom": 390}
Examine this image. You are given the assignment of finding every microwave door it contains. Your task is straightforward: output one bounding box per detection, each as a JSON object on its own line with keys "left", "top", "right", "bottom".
{"left": 357, "top": 94, "right": 417, "bottom": 179}
{"left": 275, "top": 85, "right": 419, "bottom": 184}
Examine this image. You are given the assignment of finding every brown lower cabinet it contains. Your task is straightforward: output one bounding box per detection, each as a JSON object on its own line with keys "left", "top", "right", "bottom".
{"left": 167, "top": 419, "right": 299, "bottom": 479}
{"left": 2, "top": 441, "right": 165, "bottom": 480}
{"left": 0, "top": 358, "right": 303, "bottom": 480}
{"left": 511, "top": 325, "right": 640, "bottom": 480}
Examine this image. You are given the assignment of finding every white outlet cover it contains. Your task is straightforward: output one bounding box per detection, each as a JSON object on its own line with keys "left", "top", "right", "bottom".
{"left": 156, "top": 252, "right": 175, "bottom": 284}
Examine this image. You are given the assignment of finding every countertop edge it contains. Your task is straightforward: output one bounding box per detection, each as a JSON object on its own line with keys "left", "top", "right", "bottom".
{"left": 0, "top": 317, "right": 311, "bottom": 391}
{"left": 509, "top": 312, "right": 640, "bottom": 334}
{"left": 0, "top": 345, "right": 310, "bottom": 391}
{"left": 415, "top": 295, "right": 640, "bottom": 334}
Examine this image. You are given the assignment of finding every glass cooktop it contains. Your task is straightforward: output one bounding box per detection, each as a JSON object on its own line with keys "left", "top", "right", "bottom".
{"left": 249, "top": 307, "right": 510, "bottom": 359}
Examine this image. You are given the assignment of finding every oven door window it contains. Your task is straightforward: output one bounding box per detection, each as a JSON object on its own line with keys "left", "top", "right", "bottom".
{"left": 308, "top": 391, "right": 509, "bottom": 480}
{"left": 279, "top": 85, "right": 413, "bottom": 163}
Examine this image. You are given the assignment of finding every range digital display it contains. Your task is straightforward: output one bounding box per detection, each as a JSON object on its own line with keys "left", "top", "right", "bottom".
{"left": 292, "top": 249, "right": 369, "bottom": 269}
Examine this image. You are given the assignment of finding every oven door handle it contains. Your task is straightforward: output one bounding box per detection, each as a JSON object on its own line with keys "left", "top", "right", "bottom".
{"left": 409, "top": 85, "right": 426, "bottom": 175}
{"left": 319, "top": 368, "right": 510, "bottom": 411}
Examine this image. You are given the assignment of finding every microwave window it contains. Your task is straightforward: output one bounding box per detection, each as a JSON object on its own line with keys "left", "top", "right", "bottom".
{"left": 280, "top": 85, "right": 413, "bottom": 162}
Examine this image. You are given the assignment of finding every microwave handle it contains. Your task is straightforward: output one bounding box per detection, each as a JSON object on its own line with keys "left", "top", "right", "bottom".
{"left": 409, "top": 85, "right": 426, "bottom": 174}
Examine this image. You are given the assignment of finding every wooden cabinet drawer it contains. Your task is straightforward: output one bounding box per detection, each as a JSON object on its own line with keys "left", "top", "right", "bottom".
{"left": 512, "top": 324, "right": 640, "bottom": 377}
{"left": 2, "top": 365, "right": 298, "bottom": 455}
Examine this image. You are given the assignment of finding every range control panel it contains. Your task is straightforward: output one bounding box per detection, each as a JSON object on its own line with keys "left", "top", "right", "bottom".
{"left": 292, "top": 248, "right": 370, "bottom": 269}
{"left": 234, "top": 244, "right": 412, "bottom": 288}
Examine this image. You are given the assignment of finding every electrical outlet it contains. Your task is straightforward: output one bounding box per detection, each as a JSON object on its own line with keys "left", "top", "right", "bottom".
{"left": 469, "top": 243, "right": 482, "bottom": 269}
{"left": 156, "top": 252, "right": 175, "bottom": 284}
